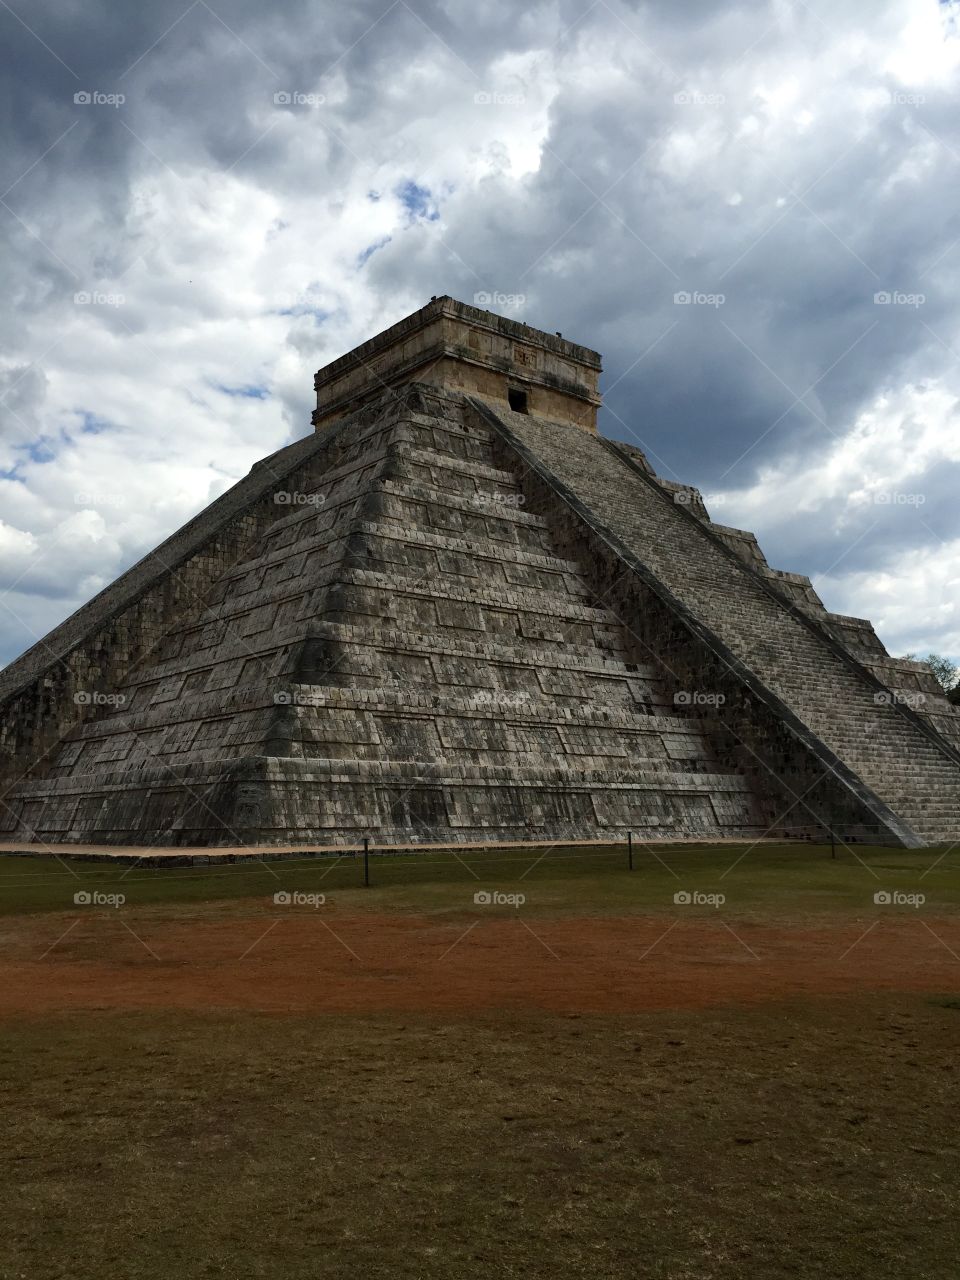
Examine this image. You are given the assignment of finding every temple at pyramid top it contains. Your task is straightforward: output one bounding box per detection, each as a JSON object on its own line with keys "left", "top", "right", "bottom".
{"left": 312, "top": 295, "right": 603, "bottom": 431}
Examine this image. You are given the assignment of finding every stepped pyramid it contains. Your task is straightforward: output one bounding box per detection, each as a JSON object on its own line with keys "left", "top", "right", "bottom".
{"left": 1, "top": 296, "right": 958, "bottom": 848}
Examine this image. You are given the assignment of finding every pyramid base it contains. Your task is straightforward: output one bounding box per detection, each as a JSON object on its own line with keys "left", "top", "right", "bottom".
{"left": 2, "top": 756, "right": 895, "bottom": 848}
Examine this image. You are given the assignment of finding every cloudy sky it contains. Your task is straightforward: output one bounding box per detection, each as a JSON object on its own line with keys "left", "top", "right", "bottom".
{"left": 1, "top": 0, "right": 959, "bottom": 667}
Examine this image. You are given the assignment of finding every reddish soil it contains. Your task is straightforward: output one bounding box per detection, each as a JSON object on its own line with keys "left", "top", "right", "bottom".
{"left": 2, "top": 908, "right": 959, "bottom": 1016}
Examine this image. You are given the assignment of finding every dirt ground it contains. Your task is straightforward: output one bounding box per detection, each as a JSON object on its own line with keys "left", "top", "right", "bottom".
{"left": 3, "top": 907, "right": 959, "bottom": 1015}
{"left": 6, "top": 901, "right": 960, "bottom": 1278}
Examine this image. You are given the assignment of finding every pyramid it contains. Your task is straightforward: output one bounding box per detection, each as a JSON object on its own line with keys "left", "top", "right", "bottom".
{"left": 1, "top": 296, "right": 958, "bottom": 849}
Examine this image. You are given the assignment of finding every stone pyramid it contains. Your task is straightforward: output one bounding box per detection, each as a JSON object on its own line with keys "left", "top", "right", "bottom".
{"left": 1, "top": 297, "right": 958, "bottom": 848}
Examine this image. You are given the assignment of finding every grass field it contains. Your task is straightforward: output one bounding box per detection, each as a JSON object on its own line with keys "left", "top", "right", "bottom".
{"left": 0, "top": 838, "right": 956, "bottom": 916}
{"left": 3, "top": 840, "right": 960, "bottom": 1278}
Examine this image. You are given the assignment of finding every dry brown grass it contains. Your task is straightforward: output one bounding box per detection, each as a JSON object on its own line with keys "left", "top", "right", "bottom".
{"left": 3, "top": 996, "right": 960, "bottom": 1279}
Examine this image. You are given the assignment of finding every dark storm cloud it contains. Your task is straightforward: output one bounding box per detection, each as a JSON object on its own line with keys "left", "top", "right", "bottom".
{"left": 380, "top": 60, "right": 953, "bottom": 486}
{"left": 366, "top": 0, "right": 960, "bottom": 599}
{"left": 0, "top": 0, "right": 958, "bottom": 662}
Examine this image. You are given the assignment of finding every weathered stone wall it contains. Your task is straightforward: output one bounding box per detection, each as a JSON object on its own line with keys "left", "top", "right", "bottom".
{"left": 0, "top": 401, "right": 395, "bottom": 799}
{"left": 471, "top": 399, "right": 960, "bottom": 847}
{"left": 4, "top": 386, "right": 775, "bottom": 846}
{"left": 313, "top": 296, "right": 602, "bottom": 431}
{"left": 478, "top": 420, "right": 903, "bottom": 844}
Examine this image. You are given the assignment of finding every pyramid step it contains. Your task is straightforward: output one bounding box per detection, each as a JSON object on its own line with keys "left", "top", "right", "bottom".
{"left": 331, "top": 566, "right": 614, "bottom": 623}
{"left": 123, "top": 623, "right": 641, "bottom": 691}
{"left": 378, "top": 477, "right": 550, "bottom": 529}
{"left": 308, "top": 619, "right": 635, "bottom": 669}
{"left": 211, "top": 521, "right": 589, "bottom": 607}
{"left": 64, "top": 683, "right": 715, "bottom": 737}
{"left": 29, "top": 754, "right": 753, "bottom": 792}
{"left": 398, "top": 443, "right": 518, "bottom": 488}
{"left": 352, "top": 521, "right": 582, "bottom": 575}
{"left": 177, "top": 561, "right": 606, "bottom": 642}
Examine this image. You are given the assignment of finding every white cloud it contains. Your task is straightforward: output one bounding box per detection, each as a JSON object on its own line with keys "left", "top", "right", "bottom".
{"left": 717, "top": 381, "right": 960, "bottom": 654}
{"left": 1, "top": 0, "right": 959, "bottom": 669}
{"left": 825, "top": 538, "right": 960, "bottom": 657}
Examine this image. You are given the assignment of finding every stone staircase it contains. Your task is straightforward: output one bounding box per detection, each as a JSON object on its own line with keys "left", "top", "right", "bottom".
{"left": 475, "top": 400, "right": 960, "bottom": 846}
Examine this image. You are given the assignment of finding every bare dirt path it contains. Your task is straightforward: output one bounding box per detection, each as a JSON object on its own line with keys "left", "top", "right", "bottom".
{"left": 1, "top": 909, "right": 958, "bottom": 1016}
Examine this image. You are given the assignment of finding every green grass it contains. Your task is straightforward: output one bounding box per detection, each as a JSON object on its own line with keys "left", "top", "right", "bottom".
{"left": 0, "top": 841, "right": 956, "bottom": 919}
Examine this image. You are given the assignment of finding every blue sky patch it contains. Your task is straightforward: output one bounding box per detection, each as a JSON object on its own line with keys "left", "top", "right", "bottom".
{"left": 25, "top": 439, "right": 57, "bottom": 464}
{"left": 397, "top": 180, "right": 439, "bottom": 222}
{"left": 78, "top": 412, "right": 111, "bottom": 435}
{"left": 357, "top": 236, "right": 392, "bottom": 266}
{"left": 216, "top": 384, "right": 270, "bottom": 399}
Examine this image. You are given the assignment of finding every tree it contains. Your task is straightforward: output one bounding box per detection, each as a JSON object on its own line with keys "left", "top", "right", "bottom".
{"left": 902, "top": 652, "right": 959, "bottom": 693}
